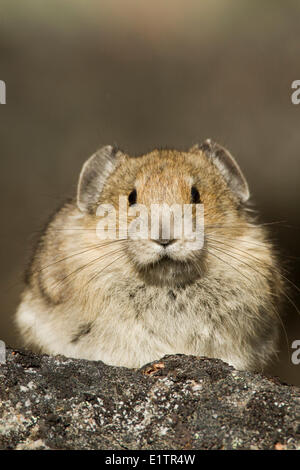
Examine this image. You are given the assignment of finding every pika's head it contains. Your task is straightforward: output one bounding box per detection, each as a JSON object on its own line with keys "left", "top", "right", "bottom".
{"left": 77, "top": 141, "right": 250, "bottom": 286}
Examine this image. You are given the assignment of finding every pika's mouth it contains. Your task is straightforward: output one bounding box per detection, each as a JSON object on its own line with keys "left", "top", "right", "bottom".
{"left": 159, "top": 251, "right": 172, "bottom": 261}
{"left": 136, "top": 255, "right": 205, "bottom": 287}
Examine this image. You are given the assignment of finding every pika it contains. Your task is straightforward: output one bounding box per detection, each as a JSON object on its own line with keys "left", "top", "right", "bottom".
{"left": 16, "top": 140, "right": 283, "bottom": 371}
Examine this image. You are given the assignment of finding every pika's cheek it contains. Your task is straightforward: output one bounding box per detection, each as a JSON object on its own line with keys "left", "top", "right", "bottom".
{"left": 166, "top": 241, "right": 191, "bottom": 260}
{"left": 126, "top": 239, "right": 162, "bottom": 265}
{"left": 166, "top": 238, "right": 204, "bottom": 260}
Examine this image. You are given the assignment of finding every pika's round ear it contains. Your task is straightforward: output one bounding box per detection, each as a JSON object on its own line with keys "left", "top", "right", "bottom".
{"left": 77, "top": 145, "right": 121, "bottom": 213}
{"left": 191, "top": 139, "right": 250, "bottom": 203}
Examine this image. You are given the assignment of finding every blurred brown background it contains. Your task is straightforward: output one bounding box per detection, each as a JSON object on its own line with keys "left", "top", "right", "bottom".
{"left": 0, "top": 0, "right": 299, "bottom": 385}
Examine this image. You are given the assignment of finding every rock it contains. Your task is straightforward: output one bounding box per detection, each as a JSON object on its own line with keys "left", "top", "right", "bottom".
{"left": 0, "top": 348, "right": 299, "bottom": 450}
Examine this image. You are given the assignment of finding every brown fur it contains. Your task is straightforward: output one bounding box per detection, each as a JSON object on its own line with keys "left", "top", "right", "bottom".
{"left": 16, "top": 145, "right": 284, "bottom": 371}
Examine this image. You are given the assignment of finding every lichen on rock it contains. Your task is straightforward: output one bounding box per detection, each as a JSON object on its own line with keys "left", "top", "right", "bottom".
{"left": 0, "top": 349, "right": 299, "bottom": 450}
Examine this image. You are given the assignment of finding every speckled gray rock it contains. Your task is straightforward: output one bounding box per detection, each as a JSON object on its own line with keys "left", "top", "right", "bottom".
{"left": 0, "top": 348, "right": 299, "bottom": 450}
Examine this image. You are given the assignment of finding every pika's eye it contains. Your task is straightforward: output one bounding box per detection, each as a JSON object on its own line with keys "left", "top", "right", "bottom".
{"left": 191, "top": 186, "right": 201, "bottom": 204}
{"left": 128, "top": 189, "right": 137, "bottom": 206}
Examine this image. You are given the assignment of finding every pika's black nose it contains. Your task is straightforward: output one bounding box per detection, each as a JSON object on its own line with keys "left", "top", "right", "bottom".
{"left": 153, "top": 239, "right": 176, "bottom": 247}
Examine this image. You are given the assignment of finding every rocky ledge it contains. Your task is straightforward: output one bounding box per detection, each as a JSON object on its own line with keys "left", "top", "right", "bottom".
{"left": 0, "top": 348, "right": 299, "bottom": 450}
